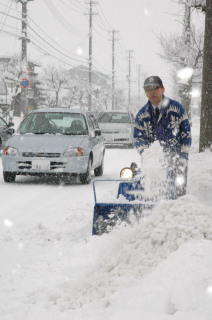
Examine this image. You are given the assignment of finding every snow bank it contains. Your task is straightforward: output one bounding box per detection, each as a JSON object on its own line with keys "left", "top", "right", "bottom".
{"left": 188, "top": 150, "right": 212, "bottom": 205}
{"left": 109, "top": 240, "right": 212, "bottom": 320}
{"left": 4, "top": 194, "right": 210, "bottom": 320}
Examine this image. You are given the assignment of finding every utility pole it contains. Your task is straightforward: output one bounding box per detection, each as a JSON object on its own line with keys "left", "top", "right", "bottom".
{"left": 17, "top": 0, "right": 33, "bottom": 116}
{"left": 199, "top": 0, "right": 212, "bottom": 151}
{"left": 109, "top": 30, "right": 119, "bottom": 110}
{"left": 137, "top": 64, "right": 141, "bottom": 105}
{"left": 178, "top": 2, "right": 192, "bottom": 122}
{"left": 85, "top": 1, "right": 98, "bottom": 111}
{"left": 127, "top": 50, "right": 133, "bottom": 111}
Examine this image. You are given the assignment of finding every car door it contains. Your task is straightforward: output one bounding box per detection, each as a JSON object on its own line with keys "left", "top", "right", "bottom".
{"left": 87, "top": 114, "right": 104, "bottom": 167}
{"left": 0, "top": 117, "right": 12, "bottom": 150}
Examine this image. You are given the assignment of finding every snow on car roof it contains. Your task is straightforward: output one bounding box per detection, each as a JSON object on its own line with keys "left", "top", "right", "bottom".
{"left": 30, "top": 108, "right": 87, "bottom": 114}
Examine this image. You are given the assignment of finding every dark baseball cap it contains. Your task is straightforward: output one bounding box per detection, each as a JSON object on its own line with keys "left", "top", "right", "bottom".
{"left": 143, "top": 76, "right": 164, "bottom": 89}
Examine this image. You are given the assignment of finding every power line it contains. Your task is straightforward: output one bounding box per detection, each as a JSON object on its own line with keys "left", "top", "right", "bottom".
{"left": 28, "top": 16, "right": 88, "bottom": 60}
{"left": 0, "top": 0, "right": 12, "bottom": 32}
{"left": 84, "top": 0, "right": 98, "bottom": 110}
{"left": 27, "top": 23, "right": 87, "bottom": 63}
{"left": 0, "top": 6, "right": 88, "bottom": 64}
{"left": 60, "top": 0, "right": 86, "bottom": 14}
{"left": 43, "top": 0, "right": 87, "bottom": 37}
{"left": 0, "top": 9, "right": 22, "bottom": 21}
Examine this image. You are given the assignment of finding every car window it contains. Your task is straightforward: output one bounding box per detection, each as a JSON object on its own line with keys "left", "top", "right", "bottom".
{"left": 0, "top": 117, "right": 7, "bottom": 127}
{"left": 18, "top": 112, "right": 88, "bottom": 135}
{"left": 87, "top": 116, "right": 95, "bottom": 130}
{"left": 88, "top": 114, "right": 100, "bottom": 129}
{"left": 97, "top": 112, "right": 131, "bottom": 124}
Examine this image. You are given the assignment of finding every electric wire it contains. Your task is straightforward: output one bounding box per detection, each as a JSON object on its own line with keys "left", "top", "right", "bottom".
{"left": 60, "top": 0, "right": 85, "bottom": 14}
{"left": 66, "top": 0, "right": 86, "bottom": 12}
{"left": 27, "top": 28, "right": 87, "bottom": 67}
{"left": 43, "top": 0, "right": 87, "bottom": 37}
{"left": 0, "top": 0, "right": 129, "bottom": 95}
{"left": 11, "top": 1, "right": 19, "bottom": 55}
{"left": 0, "top": 0, "right": 11, "bottom": 31}
{"left": 30, "top": 39, "right": 110, "bottom": 84}
{"left": 27, "top": 23, "right": 87, "bottom": 63}
{"left": 28, "top": 15, "right": 87, "bottom": 60}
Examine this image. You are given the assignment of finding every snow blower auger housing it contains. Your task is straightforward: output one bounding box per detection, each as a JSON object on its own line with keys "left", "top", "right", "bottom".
{"left": 92, "top": 162, "right": 178, "bottom": 236}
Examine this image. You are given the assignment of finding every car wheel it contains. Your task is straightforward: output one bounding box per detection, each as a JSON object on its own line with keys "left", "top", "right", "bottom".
{"left": 94, "top": 159, "right": 104, "bottom": 176}
{"left": 79, "top": 157, "right": 92, "bottom": 184}
{"left": 3, "top": 171, "right": 16, "bottom": 183}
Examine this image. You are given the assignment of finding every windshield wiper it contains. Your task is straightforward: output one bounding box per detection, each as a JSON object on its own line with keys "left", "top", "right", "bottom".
{"left": 63, "top": 132, "right": 80, "bottom": 135}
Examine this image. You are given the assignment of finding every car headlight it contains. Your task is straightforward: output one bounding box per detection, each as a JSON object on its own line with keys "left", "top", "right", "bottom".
{"left": 63, "top": 147, "right": 83, "bottom": 156}
{"left": 120, "top": 167, "right": 134, "bottom": 179}
{"left": 3, "top": 146, "right": 19, "bottom": 156}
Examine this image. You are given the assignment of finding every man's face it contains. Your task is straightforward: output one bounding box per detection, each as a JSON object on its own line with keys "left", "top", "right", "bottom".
{"left": 145, "top": 86, "right": 165, "bottom": 106}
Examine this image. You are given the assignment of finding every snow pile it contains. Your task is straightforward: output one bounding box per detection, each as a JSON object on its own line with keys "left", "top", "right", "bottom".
{"left": 188, "top": 149, "right": 212, "bottom": 205}
{"left": 18, "top": 195, "right": 211, "bottom": 316}
{"left": 110, "top": 240, "right": 212, "bottom": 320}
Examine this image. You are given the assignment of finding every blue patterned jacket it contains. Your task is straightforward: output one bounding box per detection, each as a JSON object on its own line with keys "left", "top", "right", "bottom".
{"left": 134, "top": 96, "right": 192, "bottom": 160}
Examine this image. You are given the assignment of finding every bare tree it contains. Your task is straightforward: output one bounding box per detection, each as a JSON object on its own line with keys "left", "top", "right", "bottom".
{"left": 158, "top": 26, "right": 203, "bottom": 121}
{"left": 42, "top": 65, "right": 68, "bottom": 108}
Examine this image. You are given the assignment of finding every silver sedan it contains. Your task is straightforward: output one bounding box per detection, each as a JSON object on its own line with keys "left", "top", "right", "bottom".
{"left": 2, "top": 108, "right": 105, "bottom": 184}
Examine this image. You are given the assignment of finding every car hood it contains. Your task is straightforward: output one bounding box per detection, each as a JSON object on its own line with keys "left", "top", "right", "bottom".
{"left": 98, "top": 123, "right": 132, "bottom": 131}
{"left": 6, "top": 134, "right": 88, "bottom": 153}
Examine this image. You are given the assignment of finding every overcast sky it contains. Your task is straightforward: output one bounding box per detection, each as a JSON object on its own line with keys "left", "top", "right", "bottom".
{"left": 0, "top": 0, "right": 205, "bottom": 97}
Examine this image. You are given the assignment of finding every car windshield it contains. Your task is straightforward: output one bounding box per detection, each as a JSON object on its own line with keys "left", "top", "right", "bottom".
{"left": 0, "top": 117, "right": 7, "bottom": 127}
{"left": 97, "top": 112, "right": 131, "bottom": 124}
{"left": 18, "top": 112, "right": 88, "bottom": 135}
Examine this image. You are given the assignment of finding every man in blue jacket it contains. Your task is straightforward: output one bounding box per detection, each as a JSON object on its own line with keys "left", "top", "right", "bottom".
{"left": 134, "top": 76, "right": 192, "bottom": 197}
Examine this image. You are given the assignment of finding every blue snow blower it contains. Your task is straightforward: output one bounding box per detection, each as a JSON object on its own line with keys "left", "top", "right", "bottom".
{"left": 92, "top": 162, "right": 179, "bottom": 235}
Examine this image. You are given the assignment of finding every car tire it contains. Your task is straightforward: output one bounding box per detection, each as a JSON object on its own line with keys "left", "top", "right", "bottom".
{"left": 94, "top": 159, "right": 104, "bottom": 176}
{"left": 3, "top": 171, "right": 16, "bottom": 183}
{"left": 79, "top": 157, "right": 92, "bottom": 184}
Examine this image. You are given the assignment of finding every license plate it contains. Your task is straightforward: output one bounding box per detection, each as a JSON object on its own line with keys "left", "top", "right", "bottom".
{"left": 105, "top": 136, "right": 114, "bottom": 142}
{"left": 31, "top": 160, "right": 50, "bottom": 170}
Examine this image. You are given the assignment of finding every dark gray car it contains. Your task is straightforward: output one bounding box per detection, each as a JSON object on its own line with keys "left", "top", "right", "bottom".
{"left": 0, "top": 117, "right": 14, "bottom": 150}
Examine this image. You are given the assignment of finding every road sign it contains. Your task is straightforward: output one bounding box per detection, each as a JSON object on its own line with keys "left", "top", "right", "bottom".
{"left": 20, "top": 78, "right": 30, "bottom": 88}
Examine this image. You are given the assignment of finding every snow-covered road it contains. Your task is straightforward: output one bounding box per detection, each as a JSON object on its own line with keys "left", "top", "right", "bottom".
{"left": 0, "top": 148, "right": 140, "bottom": 238}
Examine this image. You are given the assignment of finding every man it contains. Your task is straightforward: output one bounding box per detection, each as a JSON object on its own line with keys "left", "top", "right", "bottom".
{"left": 134, "top": 76, "right": 192, "bottom": 197}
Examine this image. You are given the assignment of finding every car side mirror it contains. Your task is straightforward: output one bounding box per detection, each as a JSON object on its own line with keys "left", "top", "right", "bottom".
{"left": 94, "top": 129, "right": 101, "bottom": 136}
{"left": 8, "top": 122, "right": 14, "bottom": 127}
{"left": 6, "top": 128, "right": 15, "bottom": 135}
